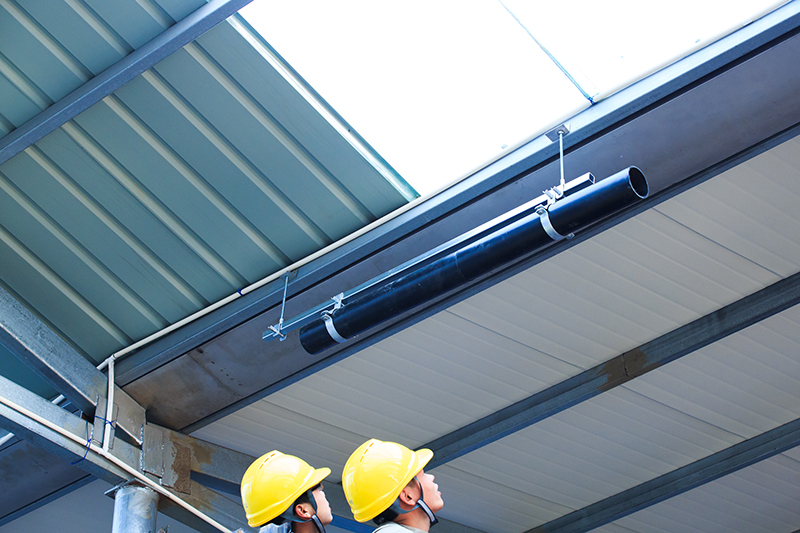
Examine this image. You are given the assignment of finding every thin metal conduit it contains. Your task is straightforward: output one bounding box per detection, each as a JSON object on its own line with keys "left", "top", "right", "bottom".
{"left": 497, "top": 0, "right": 596, "bottom": 104}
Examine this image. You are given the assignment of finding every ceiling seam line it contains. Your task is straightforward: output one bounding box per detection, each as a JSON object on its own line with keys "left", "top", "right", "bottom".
{"left": 651, "top": 206, "right": 782, "bottom": 279}
{"left": 618, "top": 385, "right": 746, "bottom": 443}
{"left": 443, "top": 310, "right": 584, "bottom": 373}
{"left": 630, "top": 214, "right": 769, "bottom": 294}
{"left": 440, "top": 461, "right": 573, "bottom": 513}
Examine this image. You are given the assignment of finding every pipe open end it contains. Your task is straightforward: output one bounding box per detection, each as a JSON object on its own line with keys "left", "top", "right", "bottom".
{"left": 628, "top": 167, "right": 649, "bottom": 198}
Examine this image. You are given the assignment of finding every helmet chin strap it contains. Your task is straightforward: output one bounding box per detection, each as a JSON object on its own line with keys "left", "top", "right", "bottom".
{"left": 280, "top": 488, "right": 327, "bottom": 533}
{"left": 375, "top": 478, "right": 438, "bottom": 528}
{"left": 308, "top": 515, "right": 326, "bottom": 533}
{"left": 413, "top": 480, "right": 439, "bottom": 527}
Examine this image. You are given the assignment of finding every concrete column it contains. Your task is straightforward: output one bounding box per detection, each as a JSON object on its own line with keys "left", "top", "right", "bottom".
{"left": 111, "top": 481, "right": 159, "bottom": 533}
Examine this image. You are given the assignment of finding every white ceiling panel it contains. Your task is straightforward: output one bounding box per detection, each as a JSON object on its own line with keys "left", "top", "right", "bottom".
{"left": 446, "top": 386, "right": 742, "bottom": 528}
{"left": 432, "top": 464, "right": 572, "bottom": 533}
{"left": 253, "top": 311, "right": 584, "bottom": 445}
{"left": 625, "top": 304, "right": 800, "bottom": 439}
{"left": 601, "top": 452, "right": 800, "bottom": 533}
{"left": 449, "top": 204, "right": 778, "bottom": 370}
{"left": 654, "top": 137, "right": 800, "bottom": 278}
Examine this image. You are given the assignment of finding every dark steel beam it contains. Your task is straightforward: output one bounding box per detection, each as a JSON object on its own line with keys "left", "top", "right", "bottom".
{"left": 0, "top": 286, "right": 145, "bottom": 443}
{"left": 159, "top": 480, "right": 254, "bottom": 533}
{"left": 0, "top": 373, "right": 260, "bottom": 531}
{"left": 0, "top": 440, "right": 91, "bottom": 526}
{"left": 0, "top": 0, "right": 254, "bottom": 167}
{"left": 0, "top": 286, "right": 105, "bottom": 414}
{"left": 0, "top": 373, "right": 138, "bottom": 485}
{"left": 526, "top": 417, "right": 800, "bottom": 533}
{"left": 424, "top": 270, "right": 800, "bottom": 468}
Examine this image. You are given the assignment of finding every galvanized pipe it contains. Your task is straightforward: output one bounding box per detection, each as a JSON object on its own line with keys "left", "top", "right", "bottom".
{"left": 111, "top": 482, "right": 159, "bottom": 533}
{"left": 299, "top": 167, "right": 648, "bottom": 354}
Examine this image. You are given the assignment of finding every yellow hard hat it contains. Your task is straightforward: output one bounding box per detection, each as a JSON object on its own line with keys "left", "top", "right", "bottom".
{"left": 342, "top": 439, "right": 433, "bottom": 522}
{"left": 240, "top": 450, "right": 331, "bottom": 528}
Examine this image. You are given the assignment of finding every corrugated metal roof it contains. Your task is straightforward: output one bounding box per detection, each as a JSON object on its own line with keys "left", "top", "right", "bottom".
{"left": 0, "top": 0, "right": 205, "bottom": 134}
{"left": 193, "top": 133, "right": 800, "bottom": 531}
{"left": 0, "top": 3, "right": 414, "bottom": 366}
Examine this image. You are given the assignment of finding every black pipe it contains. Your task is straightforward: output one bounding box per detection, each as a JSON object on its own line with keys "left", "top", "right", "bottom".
{"left": 299, "top": 167, "right": 648, "bottom": 354}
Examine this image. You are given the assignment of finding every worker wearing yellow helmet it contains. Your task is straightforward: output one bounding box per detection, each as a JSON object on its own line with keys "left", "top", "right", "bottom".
{"left": 342, "top": 439, "right": 444, "bottom": 532}
{"left": 240, "top": 450, "right": 333, "bottom": 533}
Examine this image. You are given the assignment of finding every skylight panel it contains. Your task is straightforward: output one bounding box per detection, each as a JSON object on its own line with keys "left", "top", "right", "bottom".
{"left": 500, "top": 0, "right": 786, "bottom": 100}
{"left": 240, "top": 1, "right": 587, "bottom": 197}
{"left": 238, "top": 0, "right": 785, "bottom": 198}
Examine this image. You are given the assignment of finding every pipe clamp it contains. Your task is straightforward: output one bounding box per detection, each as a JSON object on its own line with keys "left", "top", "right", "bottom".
{"left": 321, "top": 313, "right": 347, "bottom": 343}
{"left": 536, "top": 206, "right": 574, "bottom": 241}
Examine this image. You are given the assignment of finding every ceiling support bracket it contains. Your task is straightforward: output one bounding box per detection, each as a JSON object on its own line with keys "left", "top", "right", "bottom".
{"left": 266, "top": 274, "right": 292, "bottom": 341}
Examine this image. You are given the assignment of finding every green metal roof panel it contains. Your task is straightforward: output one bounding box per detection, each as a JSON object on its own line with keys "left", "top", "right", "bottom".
{"left": 0, "top": 0, "right": 207, "bottom": 142}
{"left": 0, "top": 2, "right": 87, "bottom": 103}
{"left": 0, "top": 8, "right": 413, "bottom": 368}
{"left": 0, "top": 74, "right": 41, "bottom": 129}
{"left": 14, "top": 0, "right": 131, "bottom": 76}
{"left": 156, "top": 0, "right": 208, "bottom": 22}
{"left": 32, "top": 127, "right": 232, "bottom": 304}
{"left": 114, "top": 75, "right": 334, "bottom": 258}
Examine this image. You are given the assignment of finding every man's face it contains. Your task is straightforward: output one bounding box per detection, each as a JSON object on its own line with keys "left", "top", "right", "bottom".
{"left": 414, "top": 469, "right": 444, "bottom": 513}
{"left": 312, "top": 484, "right": 333, "bottom": 525}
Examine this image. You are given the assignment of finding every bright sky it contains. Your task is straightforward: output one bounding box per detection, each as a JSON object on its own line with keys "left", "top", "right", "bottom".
{"left": 240, "top": 0, "right": 783, "bottom": 197}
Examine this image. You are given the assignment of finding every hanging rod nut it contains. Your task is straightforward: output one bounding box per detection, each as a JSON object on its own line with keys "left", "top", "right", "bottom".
{"left": 545, "top": 123, "right": 571, "bottom": 142}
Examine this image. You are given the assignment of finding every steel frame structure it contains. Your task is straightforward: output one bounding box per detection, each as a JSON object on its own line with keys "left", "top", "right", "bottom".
{"left": 4, "top": 1, "right": 800, "bottom": 531}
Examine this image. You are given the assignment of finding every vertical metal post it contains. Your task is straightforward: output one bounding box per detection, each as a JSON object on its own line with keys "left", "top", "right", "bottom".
{"left": 558, "top": 130, "right": 565, "bottom": 193}
{"left": 103, "top": 356, "right": 115, "bottom": 451}
{"left": 111, "top": 482, "right": 159, "bottom": 533}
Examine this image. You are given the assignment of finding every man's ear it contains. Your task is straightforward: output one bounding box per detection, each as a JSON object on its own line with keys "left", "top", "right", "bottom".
{"left": 294, "top": 502, "right": 314, "bottom": 520}
{"left": 398, "top": 482, "right": 418, "bottom": 507}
